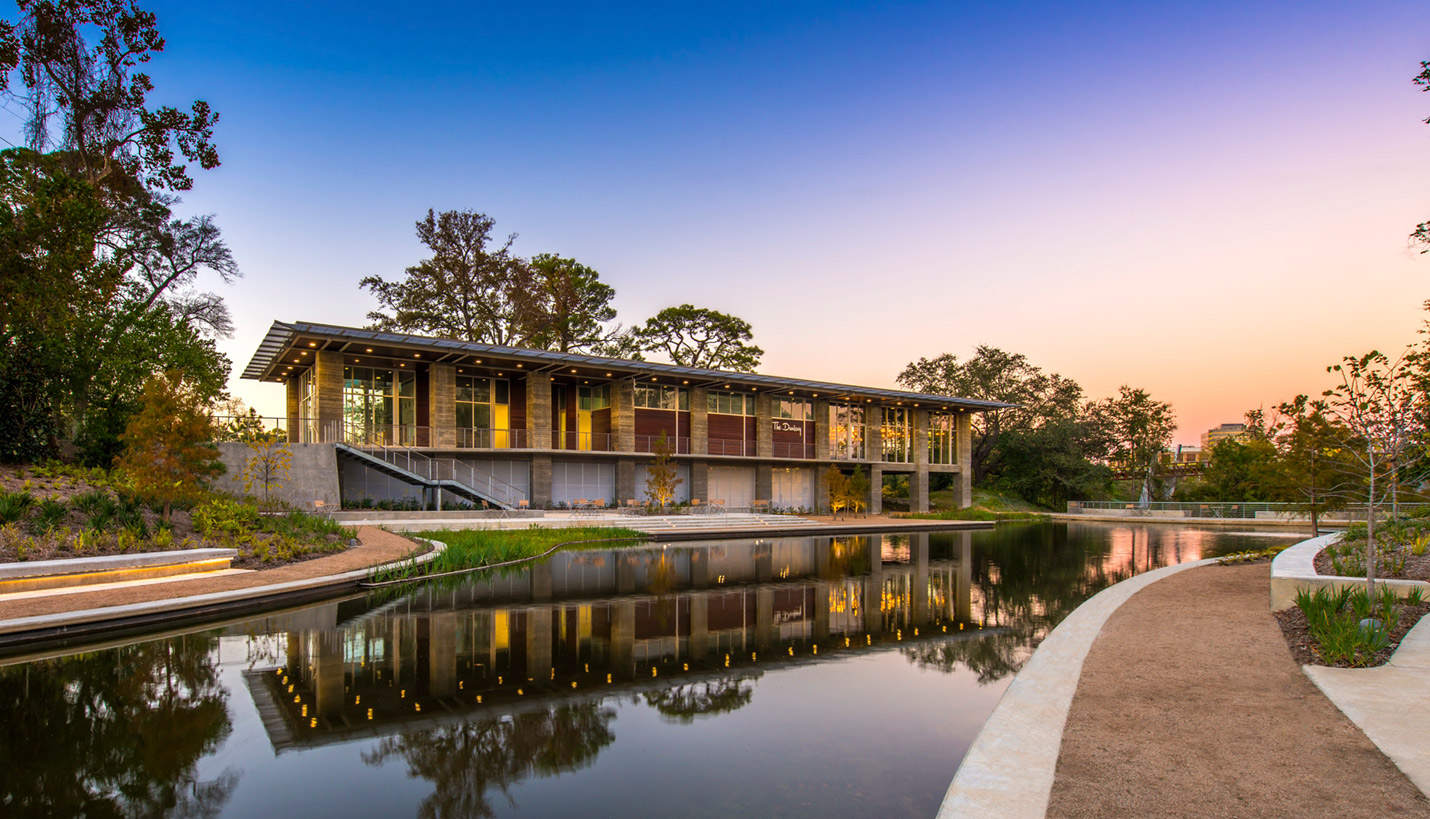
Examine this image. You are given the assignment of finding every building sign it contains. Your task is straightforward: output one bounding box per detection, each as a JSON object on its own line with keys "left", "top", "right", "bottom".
{"left": 773, "top": 420, "right": 804, "bottom": 434}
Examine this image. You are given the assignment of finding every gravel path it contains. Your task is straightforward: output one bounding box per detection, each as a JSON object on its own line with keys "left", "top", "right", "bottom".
{"left": 0, "top": 527, "right": 425, "bottom": 621}
{"left": 1048, "top": 562, "right": 1430, "bottom": 818}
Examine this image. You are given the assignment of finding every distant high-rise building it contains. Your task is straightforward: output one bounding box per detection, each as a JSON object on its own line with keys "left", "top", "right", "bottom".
{"left": 1201, "top": 422, "right": 1248, "bottom": 451}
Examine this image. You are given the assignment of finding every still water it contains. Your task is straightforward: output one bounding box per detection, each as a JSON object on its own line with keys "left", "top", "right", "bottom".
{"left": 0, "top": 522, "right": 1297, "bottom": 817}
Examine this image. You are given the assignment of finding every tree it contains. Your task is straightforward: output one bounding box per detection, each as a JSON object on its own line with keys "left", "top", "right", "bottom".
{"left": 0, "top": 0, "right": 220, "bottom": 193}
{"left": 848, "top": 465, "right": 870, "bottom": 516}
{"left": 643, "top": 432, "right": 682, "bottom": 508}
{"left": 115, "top": 369, "right": 222, "bottom": 521}
{"left": 1413, "top": 60, "right": 1430, "bottom": 252}
{"left": 525, "top": 254, "right": 617, "bottom": 353}
{"left": 1091, "top": 386, "right": 1176, "bottom": 504}
{"left": 241, "top": 438, "right": 291, "bottom": 509}
{"left": 824, "top": 465, "right": 849, "bottom": 517}
{"left": 992, "top": 417, "right": 1114, "bottom": 510}
{"left": 634, "top": 304, "right": 763, "bottom": 371}
{"left": 0, "top": 3, "right": 236, "bottom": 465}
{"left": 1194, "top": 436, "right": 1281, "bottom": 502}
{"left": 1322, "top": 349, "right": 1425, "bottom": 596}
{"left": 361, "top": 209, "right": 539, "bottom": 346}
{"left": 897, "top": 346, "right": 1083, "bottom": 484}
{"left": 1271, "top": 395, "right": 1353, "bottom": 536}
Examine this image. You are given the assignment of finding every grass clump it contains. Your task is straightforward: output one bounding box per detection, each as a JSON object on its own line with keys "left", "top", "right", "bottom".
{"left": 0, "top": 491, "right": 35, "bottom": 525}
{"left": 369, "top": 526, "right": 647, "bottom": 585}
{"left": 1217, "top": 543, "right": 1292, "bottom": 565}
{"left": 1294, "top": 586, "right": 1403, "bottom": 667}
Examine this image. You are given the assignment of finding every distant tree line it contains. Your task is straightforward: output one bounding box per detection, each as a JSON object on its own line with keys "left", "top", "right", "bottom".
{"left": 896, "top": 346, "right": 1176, "bottom": 510}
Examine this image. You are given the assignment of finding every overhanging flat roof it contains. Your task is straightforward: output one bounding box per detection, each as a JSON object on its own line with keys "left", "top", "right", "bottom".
{"left": 241, "top": 321, "right": 1013, "bottom": 412}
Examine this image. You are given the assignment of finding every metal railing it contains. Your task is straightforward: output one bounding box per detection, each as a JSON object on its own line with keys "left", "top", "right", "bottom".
{"left": 706, "top": 438, "right": 749, "bottom": 457}
{"left": 634, "top": 435, "right": 691, "bottom": 454}
{"left": 1066, "top": 501, "right": 1430, "bottom": 520}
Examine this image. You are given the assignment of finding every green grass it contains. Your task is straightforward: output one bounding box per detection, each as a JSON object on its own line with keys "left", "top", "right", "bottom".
{"left": 1294, "top": 585, "right": 1401, "bottom": 667}
{"left": 369, "top": 525, "right": 648, "bottom": 585}
{"left": 906, "top": 487, "right": 1049, "bottom": 522}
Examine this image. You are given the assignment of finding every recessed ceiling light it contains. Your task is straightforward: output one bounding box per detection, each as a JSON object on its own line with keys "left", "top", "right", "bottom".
{"left": 308, "top": 342, "right": 317, "bottom": 348}
{"left": 366, "top": 348, "right": 373, "bottom": 353}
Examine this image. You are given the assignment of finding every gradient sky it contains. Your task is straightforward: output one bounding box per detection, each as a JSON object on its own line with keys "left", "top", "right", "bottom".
{"left": 7, "top": 0, "right": 1429, "bottom": 444}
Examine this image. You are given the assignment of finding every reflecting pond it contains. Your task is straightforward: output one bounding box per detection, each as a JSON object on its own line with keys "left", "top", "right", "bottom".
{"left": 0, "top": 522, "right": 1300, "bottom": 817}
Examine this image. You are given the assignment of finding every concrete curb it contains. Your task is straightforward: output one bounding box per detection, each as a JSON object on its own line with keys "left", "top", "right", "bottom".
{"left": 1270, "top": 532, "right": 1430, "bottom": 610}
{"left": 937, "top": 557, "right": 1218, "bottom": 819}
{"left": 0, "top": 539, "right": 444, "bottom": 651}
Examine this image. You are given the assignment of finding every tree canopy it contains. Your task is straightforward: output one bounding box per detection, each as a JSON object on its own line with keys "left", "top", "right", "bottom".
{"left": 0, "top": 1, "right": 236, "bottom": 465}
{"left": 633, "top": 304, "right": 763, "bottom": 371}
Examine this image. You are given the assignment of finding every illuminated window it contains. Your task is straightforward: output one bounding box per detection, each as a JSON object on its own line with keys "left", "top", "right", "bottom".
{"left": 456, "top": 376, "right": 511, "bottom": 447}
{"left": 635, "top": 384, "right": 687, "bottom": 410}
{"left": 881, "top": 407, "right": 912, "bottom": 463}
{"left": 829, "top": 404, "right": 865, "bottom": 460}
{"left": 707, "top": 390, "right": 754, "bottom": 416}
{"left": 343, "top": 366, "right": 415, "bottom": 445}
{"left": 928, "top": 413, "right": 956, "bottom": 465}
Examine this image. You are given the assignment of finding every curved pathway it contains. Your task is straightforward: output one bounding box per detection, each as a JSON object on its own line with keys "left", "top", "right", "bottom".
{"left": 1047, "top": 563, "right": 1430, "bottom": 818}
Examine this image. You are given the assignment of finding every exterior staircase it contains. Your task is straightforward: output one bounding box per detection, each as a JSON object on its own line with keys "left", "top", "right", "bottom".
{"left": 335, "top": 443, "right": 523, "bottom": 510}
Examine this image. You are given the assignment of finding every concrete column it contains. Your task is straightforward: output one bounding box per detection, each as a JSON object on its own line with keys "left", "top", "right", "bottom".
{"left": 531, "top": 455, "right": 552, "bottom": 508}
{"left": 913, "top": 408, "right": 929, "bottom": 467}
{"left": 613, "top": 380, "right": 635, "bottom": 452}
{"left": 611, "top": 601, "right": 636, "bottom": 680}
{"left": 866, "top": 464, "right": 884, "bottom": 515}
{"left": 690, "top": 547, "right": 710, "bottom": 589}
{"left": 526, "top": 373, "right": 552, "bottom": 449}
{"left": 956, "top": 532, "right": 973, "bottom": 622}
{"left": 866, "top": 405, "right": 882, "bottom": 463}
{"left": 911, "top": 468, "right": 930, "bottom": 514}
{"left": 911, "top": 534, "right": 929, "bottom": 626}
{"left": 814, "top": 464, "right": 829, "bottom": 514}
{"left": 616, "top": 459, "right": 636, "bottom": 504}
{"left": 314, "top": 634, "right": 345, "bottom": 718}
{"left": 813, "top": 580, "right": 830, "bottom": 641}
{"left": 690, "top": 461, "right": 709, "bottom": 503}
{"left": 755, "top": 587, "right": 776, "bottom": 650}
{"left": 617, "top": 553, "right": 640, "bottom": 595}
{"left": 314, "top": 350, "right": 344, "bottom": 442}
{"left": 429, "top": 613, "right": 457, "bottom": 698}
{"left": 755, "top": 393, "right": 772, "bottom": 458}
{"left": 812, "top": 399, "right": 830, "bottom": 460}
{"left": 691, "top": 387, "right": 709, "bottom": 455}
{"left": 526, "top": 608, "right": 553, "bottom": 683}
{"left": 863, "top": 537, "right": 884, "bottom": 636}
{"left": 428, "top": 363, "right": 457, "bottom": 447}
{"left": 754, "top": 542, "right": 773, "bottom": 583}
{"left": 286, "top": 378, "right": 300, "bottom": 443}
{"left": 755, "top": 463, "right": 773, "bottom": 503}
{"left": 530, "top": 559, "right": 552, "bottom": 602}
{"left": 689, "top": 594, "right": 709, "bottom": 662}
{"left": 957, "top": 410, "right": 974, "bottom": 508}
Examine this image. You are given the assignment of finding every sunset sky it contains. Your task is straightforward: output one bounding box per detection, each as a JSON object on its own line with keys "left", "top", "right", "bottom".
{"left": 11, "top": 1, "right": 1428, "bottom": 444}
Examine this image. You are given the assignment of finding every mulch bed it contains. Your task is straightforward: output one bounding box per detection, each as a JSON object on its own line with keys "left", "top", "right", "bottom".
{"left": 1275, "top": 600, "right": 1430, "bottom": 668}
{"left": 1314, "top": 546, "right": 1430, "bottom": 581}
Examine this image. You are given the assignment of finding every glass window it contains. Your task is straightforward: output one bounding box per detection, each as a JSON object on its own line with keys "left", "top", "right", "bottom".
{"left": 929, "top": 413, "right": 957, "bottom": 465}
{"left": 635, "top": 384, "right": 685, "bottom": 410}
{"left": 774, "top": 398, "right": 812, "bottom": 421}
{"left": 578, "top": 384, "right": 610, "bottom": 411}
{"left": 456, "top": 376, "right": 510, "bottom": 447}
{"left": 829, "top": 404, "right": 865, "bottom": 460}
{"left": 708, "top": 390, "right": 755, "bottom": 416}
{"left": 881, "top": 407, "right": 912, "bottom": 463}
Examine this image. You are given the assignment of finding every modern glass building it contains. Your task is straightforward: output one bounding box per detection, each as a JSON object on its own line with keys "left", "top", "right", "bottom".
{"left": 241, "top": 321, "right": 1004, "bottom": 512}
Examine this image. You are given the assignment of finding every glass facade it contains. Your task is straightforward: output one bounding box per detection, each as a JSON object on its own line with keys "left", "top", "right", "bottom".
{"left": 929, "top": 413, "right": 956, "bottom": 465}
{"left": 299, "top": 368, "right": 316, "bottom": 443}
{"left": 635, "top": 384, "right": 688, "bottom": 411}
{"left": 708, "top": 390, "right": 755, "bottom": 416}
{"left": 829, "top": 404, "right": 865, "bottom": 460}
{"left": 881, "top": 407, "right": 912, "bottom": 463}
{"left": 773, "top": 398, "right": 812, "bottom": 421}
{"left": 343, "top": 366, "right": 415, "bottom": 445}
{"left": 456, "top": 375, "right": 511, "bottom": 447}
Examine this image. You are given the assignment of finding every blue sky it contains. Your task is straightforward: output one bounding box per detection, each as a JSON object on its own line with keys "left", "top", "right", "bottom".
{"left": 7, "top": 0, "right": 1429, "bottom": 442}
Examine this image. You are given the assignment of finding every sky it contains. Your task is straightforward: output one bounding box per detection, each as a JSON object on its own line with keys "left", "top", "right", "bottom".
{"left": 8, "top": 0, "right": 1429, "bottom": 445}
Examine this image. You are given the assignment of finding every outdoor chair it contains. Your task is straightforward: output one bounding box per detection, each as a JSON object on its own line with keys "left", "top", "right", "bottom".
{"left": 711, "top": 499, "right": 727, "bottom": 515}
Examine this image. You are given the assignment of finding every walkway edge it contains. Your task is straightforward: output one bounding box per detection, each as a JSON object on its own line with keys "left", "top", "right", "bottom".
{"left": 1270, "top": 532, "right": 1430, "bottom": 610}
{"left": 937, "top": 557, "right": 1217, "bottom": 819}
{"left": 0, "top": 538, "right": 444, "bottom": 650}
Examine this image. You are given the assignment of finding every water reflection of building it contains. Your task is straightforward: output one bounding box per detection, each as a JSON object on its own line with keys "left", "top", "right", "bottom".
{"left": 244, "top": 533, "right": 985, "bottom": 750}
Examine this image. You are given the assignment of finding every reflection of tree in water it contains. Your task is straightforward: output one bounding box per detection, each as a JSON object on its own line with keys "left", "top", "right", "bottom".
{"left": 642, "top": 673, "right": 761, "bottom": 724}
{"left": 901, "top": 631, "right": 1032, "bottom": 685}
{"left": 0, "top": 633, "right": 238, "bottom": 816}
{"left": 362, "top": 702, "right": 616, "bottom": 818}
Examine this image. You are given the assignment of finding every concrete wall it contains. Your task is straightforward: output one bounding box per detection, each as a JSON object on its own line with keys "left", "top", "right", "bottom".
{"left": 213, "top": 442, "right": 341, "bottom": 509}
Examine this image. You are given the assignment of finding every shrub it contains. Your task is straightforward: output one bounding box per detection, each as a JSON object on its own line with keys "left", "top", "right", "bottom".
{"left": 0, "top": 490, "right": 34, "bottom": 525}
{"left": 30, "top": 498, "right": 67, "bottom": 534}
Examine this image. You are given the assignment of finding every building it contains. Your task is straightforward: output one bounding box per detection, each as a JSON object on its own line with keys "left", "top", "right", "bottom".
{"left": 1200, "top": 423, "right": 1248, "bottom": 452}
{"left": 239, "top": 321, "right": 1005, "bottom": 513}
